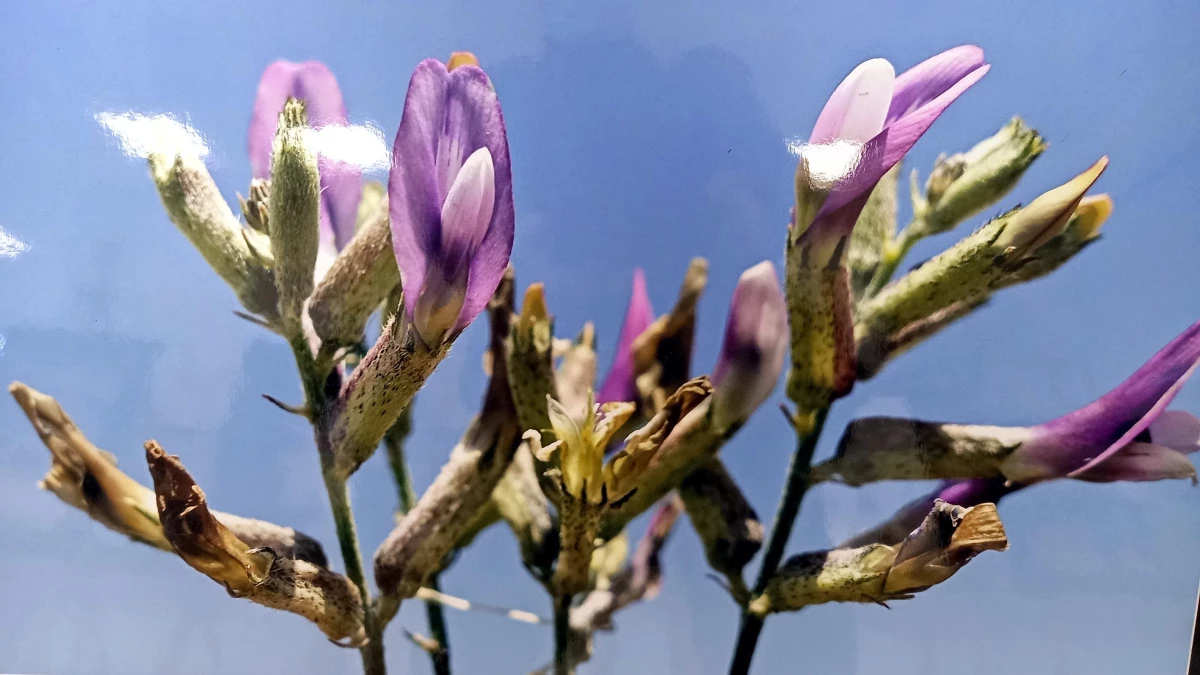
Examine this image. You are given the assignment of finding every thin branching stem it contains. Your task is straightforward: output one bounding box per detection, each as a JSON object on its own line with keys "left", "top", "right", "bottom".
{"left": 728, "top": 406, "right": 831, "bottom": 675}
{"left": 385, "top": 411, "right": 453, "bottom": 675}
{"left": 553, "top": 594, "right": 573, "bottom": 675}
{"left": 289, "top": 334, "right": 386, "bottom": 675}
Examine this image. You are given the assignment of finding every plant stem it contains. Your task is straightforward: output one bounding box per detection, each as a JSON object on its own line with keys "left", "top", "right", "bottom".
{"left": 728, "top": 406, "right": 831, "bottom": 675}
{"left": 425, "top": 573, "right": 452, "bottom": 675}
{"left": 324, "top": 471, "right": 387, "bottom": 675}
{"left": 553, "top": 594, "right": 573, "bottom": 675}
{"left": 288, "top": 334, "right": 385, "bottom": 675}
{"left": 385, "top": 411, "right": 453, "bottom": 675}
{"left": 864, "top": 225, "right": 916, "bottom": 298}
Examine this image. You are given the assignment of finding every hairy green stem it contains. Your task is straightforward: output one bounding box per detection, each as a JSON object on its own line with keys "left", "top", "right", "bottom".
{"left": 289, "top": 333, "right": 385, "bottom": 675}
{"left": 553, "top": 594, "right": 573, "bottom": 675}
{"left": 863, "top": 224, "right": 917, "bottom": 298}
{"left": 385, "top": 414, "right": 453, "bottom": 675}
{"left": 728, "top": 407, "right": 831, "bottom": 675}
{"left": 324, "top": 472, "right": 386, "bottom": 674}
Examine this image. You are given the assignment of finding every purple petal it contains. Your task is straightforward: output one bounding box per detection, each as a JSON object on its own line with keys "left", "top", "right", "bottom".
{"left": 450, "top": 68, "right": 514, "bottom": 333}
{"left": 1072, "top": 442, "right": 1197, "bottom": 483}
{"left": 598, "top": 269, "right": 655, "bottom": 404}
{"left": 248, "top": 60, "right": 360, "bottom": 249}
{"left": 249, "top": 61, "right": 304, "bottom": 179}
{"left": 886, "top": 45, "right": 987, "bottom": 124}
{"left": 1150, "top": 410, "right": 1200, "bottom": 455}
{"left": 389, "top": 60, "right": 513, "bottom": 336}
{"left": 321, "top": 155, "right": 363, "bottom": 250}
{"left": 390, "top": 60, "right": 450, "bottom": 317}
{"left": 439, "top": 147, "right": 496, "bottom": 278}
{"left": 711, "top": 261, "right": 789, "bottom": 427}
{"left": 818, "top": 63, "right": 990, "bottom": 218}
{"left": 809, "top": 58, "right": 895, "bottom": 145}
{"left": 1015, "top": 318, "right": 1200, "bottom": 479}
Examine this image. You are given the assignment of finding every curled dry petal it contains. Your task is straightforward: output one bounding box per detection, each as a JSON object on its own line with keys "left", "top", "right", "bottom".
{"left": 631, "top": 258, "right": 708, "bottom": 413}
{"left": 144, "top": 442, "right": 366, "bottom": 645}
{"left": 9, "top": 382, "right": 327, "bottom": 565}
{"left": 752, "top": 501, "right": 1006, "bottom": 615}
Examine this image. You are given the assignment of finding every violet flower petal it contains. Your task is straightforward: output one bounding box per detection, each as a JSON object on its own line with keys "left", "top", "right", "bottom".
{"left": 598, "top": 269, "right": 655, "bottom": 404}
{"left": 1150, "top": 410, "right": 1200, "bottom": 455}
{"left": 389, "top": 59, "right": 513, "bottom": 339}
{"left": 817, "top": 63, "right": 990, "bottom": 218}
{"left": 809, "top": 58, "right": 895, "bottom": 146}
{"left": 248, "top": 60, "right": 361, "bottom": 249}
{"left": 886, "top": 45, "right": 987, "bottom": 123}
{"left": 1008, "top": 318, "right": 1200, "bottom": 480}
{"left": 1071, "top": 442, "right": 1197, "bottom": 483}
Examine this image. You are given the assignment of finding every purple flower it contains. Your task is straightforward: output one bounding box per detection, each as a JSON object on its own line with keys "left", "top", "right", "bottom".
{"left": 249, "top": 60, "right": 363, "bottom": 270}
{"left": 1001, "top": 319, "right": 1200, "bottom": 483}
{"left": 711, "top": 261, "right": 789, "bottom": 429}
{"left": 795, "top": 46, "right": 990, "bottom": 259}
{"left": 597, "top": 269, "right": 656, "bottom": 404}
{"left": 389, "top": 59, "right": 515, "bottom": 346}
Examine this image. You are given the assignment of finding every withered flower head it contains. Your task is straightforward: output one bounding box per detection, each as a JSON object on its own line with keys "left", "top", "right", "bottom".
{"left": 145, "top": 442, "right": 367, "bottom": 646}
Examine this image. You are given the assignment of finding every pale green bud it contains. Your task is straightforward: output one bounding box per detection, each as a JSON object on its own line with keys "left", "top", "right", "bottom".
{"left": 268, "top": 98, "right": 321, "bottom": 330}
{"left": 855, "top": 158, "right": 1108, "bottom": 377}
{"left": 148, "top": 152, "right": 279, "bottom": 322}
{"left": 914, "top": 117, "right": 1047, "bottom": 237}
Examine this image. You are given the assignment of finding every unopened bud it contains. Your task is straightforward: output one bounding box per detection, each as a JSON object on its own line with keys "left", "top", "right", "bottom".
{"left": 855, "top": 158, "right": 1108, "bottom": 377}
{"left": 268, "top": 98, "right": 322, "bottom": 329}
{"left": 149, "top": 153, "right": 279, "bottom": 322}
{"left": 916, "top": 117, "right": 1047, "bottom": 236}
{"left": 308, "top": 199, "right": 399, "bottom": 348}
{"left": 679, "top": 460, "right": 763, "bottom": 582}
{"left": 711, "top": 261, "right": 788, "bottom": 431}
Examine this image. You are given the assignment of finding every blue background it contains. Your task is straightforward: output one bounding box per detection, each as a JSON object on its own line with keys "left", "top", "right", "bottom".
{"left": 2, "top": 0, "right": 1199, "bottom": 673}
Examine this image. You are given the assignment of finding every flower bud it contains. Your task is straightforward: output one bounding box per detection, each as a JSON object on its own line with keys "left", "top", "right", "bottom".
{"left": 679, "top": 460, "right": 763, "bottom": 583}
{"left": 268, "top": 98, "right": 322, "bottom": 329}
{"left": 915, "top": 117, "right": 1046, "bottom": 236}
{"left": 711, "top": 261, "right": 788, "bottom": 431}
{"left": 148, "top": 153, "right": 279, "bottom": 323}
{"left": 855, "top": 158, "right": 1108, "bottom": 377}
{"left": 506, "top": 283, "right": 558, "bottom": 440}
{"left": 308, "top": 197, "right": 400, "bottom": 348}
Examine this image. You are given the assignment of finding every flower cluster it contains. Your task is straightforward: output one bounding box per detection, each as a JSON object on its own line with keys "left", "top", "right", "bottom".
{"left": 10, "top": 41, "right": 1197, "bottom": 675}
